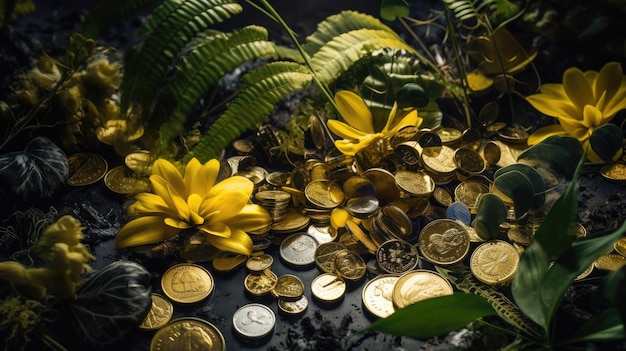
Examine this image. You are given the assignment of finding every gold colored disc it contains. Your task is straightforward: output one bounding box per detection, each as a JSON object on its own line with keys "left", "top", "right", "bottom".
{"left": 244, "top": 269, "right": 278, "bottom": 297}
{"left": 150, "top": 317, "right": 225, "bottom": 351}
{"left": 124, "top": 150, "right": 152, "bottom": 175}
{"left": 271, "top": 208, "right": 310, "bottom": 234}
{"left": 97, "top": 119, "right": 144, "bottom": 145}
{"left": 272, "top": 274, "right": 305, "bottom": 301}
{"left": 139, "top": 293, "right": 174, "bottom": 331}
{"left": 420, "top": 145, "right": 457, "bottom": 175}
{"left": 361, "top": 274, "right": 399, "bottom": 318}
{"left": 392, "top": 270, "right": 453, "bottom": 309}
{"left": 454, "top": 147, "right": 486, "bottom": 174}
{"left": 436, "top": 127, "right": 463, "bottom": 146}
{"left": 594, "top": 254, "right": 626, "bottom": 271}
{"left": 376, "top": 239, "right": 419, "bottom": 274}
{"left": 614, "top": 237, "right": 626, "bottom": 257}
{"left": 454, "top": 177, "right": 490, "bottom": 210}
{"left": 601, "top": 163, "right": 626, "bottom": 182}
{"left": 278, "top": 295, "right": 308, "bottom": 316}
{"left": 418, "top": 219, "right": 470, "bottom": 265}
{"left": 314, "top": 242, "right": 347, "bottom": 273}
{"left": 161, "top": 263, "right": 214, "bottom": 304}
{"left": 394, "top": 170, "right": 435, "bottom": 197}
{"left": 362, "top": 168, "right": 401, "bottom": 205}
{"left": 311, "top": 273, "right": 346, "bottom": 303}
{"left": 246, "top": 253, "right": 274, "bottom": 273}
{"left": 470, "top": 240, "right": 519, "bottom": 285}
{"left": 333, "top": 249, "right": 367, "bottom": 282}
{"left": 305, "top": 180, "right": 345, "bottom": 209}
{"left": 104, "top": 165, "right": 150, "bottom": 194}
{"left": 67, "top": 152, "right": 108, "bottom": 186}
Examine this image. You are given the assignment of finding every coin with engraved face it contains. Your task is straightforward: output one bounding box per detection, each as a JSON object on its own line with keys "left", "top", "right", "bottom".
{"left": 376, "top": 239, "right": 419, "bottom": 274}
{"left": 271, "top": 274, "right": 305, "bottom": 301}
{"left": 139, "top": 293, "right": 173, "bottom": 331}
{"left": 246, "top": 254, "right": 274, "bottom": 273}
{"left": 392, "top": 270, "right": 453, "bottom": 309}
{"left": 311, "top": 273, "right": 346, "bottom": 303}
{"left": 418, "top": 219, "right": 470, "bottom": 265}
{"left": 362, "top": 274, "right": 399, "bottom": 318}
{"left": 161, "top": 264, "right": 214, "bottom": 304}
{"left": 470, "top": 240, "right": 519, "bottom": 285}
{"left": 279, "top": 233, "right": 319, "bottom": 267}
{"left": 67, "top": 152, "right": 108, "bottom": 186}
{"left": 150, "top": 317, "right": 225, "bottom": 351}
{"left": 278, "top": 295, "right": 308, "bottom": 316}
{"left": 334, "top": 249, "right": 367, "bottom": 282}
{"left": 232, "top": 303, "right": 275, "bottom": 340}
{"left": 244, "top": 269, "right": 278, "bottom": 297}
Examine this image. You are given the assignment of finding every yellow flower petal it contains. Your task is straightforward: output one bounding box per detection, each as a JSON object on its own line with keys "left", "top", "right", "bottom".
{"left": 164, "top": 217, "right": 192, "bottom": 229}
{"left": 563, "top": 67, "right": 594, "bottom": 114}
{"left": 221, "top": 204, "right": 271, "bottom": 232}
{"left": 131, "top": 193, "right": 173, "bottom": 215}
{"left": 199, "top": 190, "right": 249, "bottom": 222}
{"left": 149, "top": 175, "right": 177, "bottom": 209}
{"left": 207, "top": 175, "right": 253, "bottom": 199}
{"left": 116, "top": 216, "right": 180, "bottom": 248}
{"left": 335, "top": 90, "right": 375, "bottom": 134}
{"left": 183, "top": 157, "right": 202, "bottom": 196}
{"left": 334, "top": 133, "right": 383, "bottom": 156}
{"left": 558, "top": 117, "right": 588, "bottom": 141}
{"left": 204, "top": 228, "right": 253, "bottom": 256}
{"left": 151, "top": 159, "right": 185, "bottom": 197}
{"left": 527, "top": 124, "right": 569, "bottom": 145}
{"left": 582, "top": 104, "right": 604, "bottom": 129}
{"left": 526, "top": 89, "right": 578, "bottom": 119}
{"left": 594, "top": 62, "right": 623, "bottom": 103}
{"left": 197, "top": 221, "right": 231, "bottom": 238}
{"left": 186, "top": 158, "right": 220, "bottom": 198}
{"left": 385, "top": 109, "right": 421, "bottom": 136}
{"left": 327, "top": 119, "right": 368, "bottom": 140}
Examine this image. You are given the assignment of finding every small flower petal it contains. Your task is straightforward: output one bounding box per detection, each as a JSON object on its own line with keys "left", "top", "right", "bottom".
{"left": 116, "top": 216, "right": 180, "bottom": 248}
{"left": 327, "top": 119, "right": 368, "bottom": 140}
{"left": 151, "top": 159, "right": 185, "bottom": 197}
{"left": 207, "top": 176, "right": 253, "bottom": 199}
{"left": 594, "top": 62, "right": 623, "bottom": 103}
{"left": 197, "top": 221, "right": 231, "bottom": 238}
{"left": 221, "top": 204, "right": 271, "bottom": 232}
{"left": 335, "top": 90, "right": 375, "bottom": 134}
{"left": 527, "top": 124, "right": 569, "bottom": 145}
{"left": 204, "top": 228, "right": 253, "bottom": 256}
{"left": 563, "top": 67, "right": 595, "bottom": 114}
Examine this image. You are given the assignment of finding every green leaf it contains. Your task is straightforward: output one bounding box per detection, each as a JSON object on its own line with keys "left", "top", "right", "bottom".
{"left": 563, "top": 308, "right": 625, "bottom": 345}
{"left": 589, "top": 123, "right": 623, "bottom": 162}
{"left": 364, "top": 293, "right": 496, "bottom": 338}
{"left": 517, "top": 136, "right": 582, "bottom": 179}
{"left": 380, "top": 0, "right": 410, "bottom": 21}
{"left": 494, "top": 163, "right": 546, "bottom": 208}
{"left": 493, "top": 170, "right": 534, "bottom": 218}
{"left": 396, "top": 83, "right": 429, "bottom": 109}
{"left": 472, "top": 193, "right": 507, "bottom": 240}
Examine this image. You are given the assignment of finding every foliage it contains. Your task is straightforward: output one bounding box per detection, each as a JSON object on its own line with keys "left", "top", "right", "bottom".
{"left": 0, "top": 0, "right": 34, "bottom": 27}
{"left": 77, "top": 0, "right": 159, "bottom": 39}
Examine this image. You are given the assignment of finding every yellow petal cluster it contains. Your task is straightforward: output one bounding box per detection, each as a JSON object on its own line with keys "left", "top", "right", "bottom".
{"left": 116, "top": 158, "right": 271, "bottom": 257}
{"left": 526, "top": 62, "right": 626, "bottom": 161}
{"left": 327, "top": 90, "right": 422, "bottom": 156}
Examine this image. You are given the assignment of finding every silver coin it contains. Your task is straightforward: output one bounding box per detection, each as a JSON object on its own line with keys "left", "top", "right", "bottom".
{"left": 279, "top": 233, "right": 319, "bottom": 267}
{"left": 232, "top": 303, "right": 275, "bottom": 339}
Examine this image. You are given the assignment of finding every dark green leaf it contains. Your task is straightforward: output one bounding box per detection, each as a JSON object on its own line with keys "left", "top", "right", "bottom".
{"left": 493, "top": 170, "right": 533, "bottom": 218}
{"left": 589, "top": 123, "right": 623, "bottom": 162}
{"left": 600, "top": 265, "right": 626, "bottom": 326}
{"left": 380, "top": 0, "right": 410, "bottom": 21}
{"left": 396, "top": 83, "right": 429, "bottom": 109}
{"left": 472, "top": 193, "right": 507, "bottom": 240}
{"left": 494, "top": 163, "right": 545, "bottom": 208}
{"left": 517, "top": 136, "right": 582, "bottom": 179}
{"left": 365, "top": 293, "right": 496, "bottom": 338}
{"left": 562, "top": 308, "right": 625, "bottom": 345}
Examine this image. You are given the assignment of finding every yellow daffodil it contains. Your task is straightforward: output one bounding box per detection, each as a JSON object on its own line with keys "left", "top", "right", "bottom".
{"left": 526, "top": 62, "right": 626, "bottom": 161}
{"left": 116, "top": 158, "right": 271, "bottom": 257}
{"left": 327, "top": 90, "right": 422, "bottom": 156}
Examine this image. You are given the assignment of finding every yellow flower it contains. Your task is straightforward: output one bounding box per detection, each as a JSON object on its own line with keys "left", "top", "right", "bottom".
{"left": 116, "top": 158, "right": 271, "bottom": 256}
{"left": 327, "top": 90, "right": 422, "bottom": 156}
{"left": 527, "top": 62, "right": 626, "bottom": 160}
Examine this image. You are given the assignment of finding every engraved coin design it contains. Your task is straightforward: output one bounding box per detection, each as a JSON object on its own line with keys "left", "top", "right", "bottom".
{"left": 232, "top": 303, "right": 275, "bottom": 339}
{"left": 124, "top": 150, "right": 152, "bottom": 174}
{"left": 454, "top": 178, "right": 490, "bottom": 209}
{"left": 311, "top": 273, "right": 346, "bottom": 303}
{"left": 614, "top": 237, "right": 626, "bottom": 257}
{"left": 104, "top": 165, "right": 150, "bottom": 194}
{"left": 454, "top": 147, "right": 486, "bottom": 174}
{"left": 594, "top": 254, "right": 626, "bottom": 271}
{"left": 278, "top": 295, "right": 308, "bottom": 316}
{"left": 246, "top": 254, "right": 274, "bottom": 273}
{"left": 314, "top": 242, "right": 347, "bottom": 273}
{"left": 272, "top": 274, "right": 305, "bottom": 301}
{"left": 470, "top": 240, "right": 519, "bottom": 285}
{"left": 139, "top": 293, "right": 174, "bottom": 331}
{"left": 244, "top": 269, "right": 278, "bottom": 297}
{"left": 418, "top": 219, "right": 470, "bottom": 265}
{"left": 279, "top": 233, "right": 319, "bottom": 267}
{"left": 601, "top": 163, "right": 626, "bottom": 182}
{"left": 305, "top": 180, "right": 345, "bottom": 209}
{"left": 150, "top": 317, "right": 225, "bottom": 351}
{"left": 376, "top": 239, "right": 419, "bottom": 274}
{"left": 392, "top": 270, "right": 453, "bottom": 309}
{"left": 394, "top": 170, "right": 435, "bottom": 197}
{"left": 421, "top": 145, "right": 457, "bottom": 174}
{"left": 67, "top": 153, "right": 108, "bottom": 186}
{"left": 346, "top": 196, "right": 379, "bottom": 219}
{"left": 161, "top": 263, "right": 214, "bottom": 304}
{"left": 334, "top": 249, "right": 367, "bottom": 281}
{"left": 362, "top": 274, "right": 399, "bottom": 318}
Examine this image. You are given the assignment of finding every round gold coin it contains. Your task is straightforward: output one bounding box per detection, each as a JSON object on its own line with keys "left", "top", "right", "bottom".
{"left": 124, "top": 150, "right": 152, "bottom": 175}
{"left": 362, "top": 168, "right": 401, "bottom": 205}
{"left": 392, "top": 270, "right": 453, "bottom": 309}
{"left": 432, "top": 187, "right": 453, "bottom": 207}
{"left": 311, "top": 273, "right": 346, "bottom": 303}
{"left": 594, "top": 254, "right": 626, "bottom": 271}
{"left": 614, "top": 237, "right": 626, "bottom": 257}
{"left": 470, "top": 240, "right": 519, "bottom": 285}
{"left": 271, "top": 208, "right": 310, "bottom": 234}
{"left": 394, "top": 170, "right": 435, "bottom": 197}
{"left": 150, "top": 317, "right": 225, "bottom": 351}
{"left": 575, "top": 264, "right": 594, "bottom": 281}
{"left": 244, "top": 269, "right": 278, "bottom": 297}
{"left": 376, "top": 239, "right": 419, "bottom": 274}
{"left": 67, "top": 152, "right": 108, "bottom": 186}
{"left": 454, "top": 177, "right": 490, "bottom": 210}
{"left": 97, "top": 119, "right": 144, "bottom": 145}
{"left": 139, "top": 293, "right": 174, "bottom": 331}
{"left": 305, "top": 179, "right": 345, "bottom": 210}
{"left": 436, "top": 127, "right": 463, "bottom": 146}
{"left": 497, "top": 127, "right": 529, "bottom": 144}
{"left": 161, "top": 263, "right": 214, "bottom": 304}
{"left": 104, "top": 165, "right": 150, "bottom": 194}
{"left": 314, "top": 242, "right": 347, "bottom": 273}
{"left": 418, "top": 219, "right": 470, "bottom": 265}
{"left": 246, "top": 253, "right": 274, "bottom": 273}
{"left": 361, "top": 274, "right": 399, "bottom": 318}
{"left": 601, "top": 163, "right": 626, "bottom": 182}
{"left": 482, "top": 141, "right": 501, "bottom": 166}
{"left": 272, "top": 274, "right": 305, "bottom": 301}
{"left": 454, "top": 147, "right": 486, "bottom": 174}
{"left": 278, "top": 295, "right": 308, "bottom": 316}
{"left": 421, "top": 145, "right": 457, "bottom": 175}
{"left": 334, "top": 249, "right": 367, "bottom": 282}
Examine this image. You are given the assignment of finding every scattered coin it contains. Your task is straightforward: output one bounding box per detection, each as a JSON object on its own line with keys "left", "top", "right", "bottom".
{"left": 161, "top": 263, "right": 214, "bottom": 304}
{"left": 278, "top": 295, "right": 308, "bottom": 316}
{"left": 614, "top": 237, "right": 626, "bottom": 257}
{"left": 311, "top": 273, "right": 346, "bottom": 303}
{"left": 104, "top": 165, "right": 150, "bottom": 194}
{"left": 361, "top": 274, "right": 399, "bottom": 318}
{"left": 376, "top": 239, "right": 420, "bottom": 274}
{"left": 334, "top": 249, "right": 367, "bottom": 282}
{"left": 392, "top": 270, "right": 453, "bottom": 309}
{"left": 594, "top": 254, "right": 626, "bottom": 271}
{"left": 271, "top": 274, "right": 305, "bottom": 301}
{"left": 139, "top": 293, "right": 174, "bottom": 331}
{"left": 279, "top": 232, "right": 319, "bottom": 267}
{"left": 150, "top": 317, "right": 225, "bottom": 351}
{"left": 124, "top": 150, "right": 152, "bottom": 175}
{"left": 470, "top": 240, "right": 519, "bottom": 285}
{"left": 362, "top": 168, "right": 401, "bottom": 205}
{"left": 96, "top": 119, "right": 144, "bottom": 145}
{"left": 271, "top": 208, "right": 310, "bottom": 234}
{"left": 600, "top": 163, "right": 626, "bottom": 182}
{"left": 305, "top": 179, "right": 345, "bottom": 209}
{"left": 454, "top": 147, "right": 486, "bottom": 175}
{"left": 394, "top": 170, "right": 435, "bottom": 197}
{"left": 246, "top": 254, "right": 274, "bottom": 273}
{"left": 314, "top": 242, "right": 348, "bottom": 273}
{"left": 232, "top": 303, "right": 275, "bottom": 340}
{"left": 418, "top": 219, "right": 470, "bottom": 265}
{"left": 244, "top": 269, "right": 278, "bottom": 297}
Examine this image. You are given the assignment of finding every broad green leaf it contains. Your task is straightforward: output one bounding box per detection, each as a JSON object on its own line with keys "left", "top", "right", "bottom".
{"left": 396, "top": 83, "right": 429, "bottom": 109}
{"left": 600, "top": 266, "right": 626, "bottom": 326}
{"left": 517, "top": 136, "right": 582, "bottom": 179}
{"left": 380, "top": 0, "right": 410, "bottom": 21}
{"left": 365, "top": 293, "right": 496, "bottom": 338}
{"left": 561, "top": 308, "right": 625, "bottom": 345}
{"left": 589, "top": 123, "right": 623, "bottom": 162}
{"left": 494, "top": 163, "right": 546, "bottom": 208}
{"left": 493, "top": 170, "right": 533, "bottom": 219}
{"left": 472, "top": 193, "right": 507, "bottom": 240}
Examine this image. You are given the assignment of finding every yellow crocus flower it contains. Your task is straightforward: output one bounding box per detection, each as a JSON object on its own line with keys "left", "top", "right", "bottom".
{"left": 116, "top": 158, "right": 271, "bottom": 256}
{"left": 327, "top": 90, "right": 422, "bottom": 156}
{"left": 526, "top": 62, "right": 626, "bottom": 161}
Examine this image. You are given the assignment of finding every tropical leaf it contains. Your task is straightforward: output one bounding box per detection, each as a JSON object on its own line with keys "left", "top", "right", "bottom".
{"left": 442, "top": 0, "right": 519, "bottom": 24}
{"left": 472, "top": 193, "right": 507, "bottom": 240}
{"left": 380, "top": 0, "right": 410, "bottom": 21}
{"left": 183, "top": 62, "right": 312, "bottom": 163}
{"left": 517, "top": 136, "right": 583, "bottom": 179}
{"left": 589, "top": 123, "right": 623, "bottom": 162}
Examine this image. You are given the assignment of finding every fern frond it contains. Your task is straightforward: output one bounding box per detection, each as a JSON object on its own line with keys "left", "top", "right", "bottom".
{"left": 77, "top": 0, "right": 159, "bottom": 39}
{"left": 120, "top": 0, "right": 243, "bottom": 115}
{"left": 309, "top": 29, "right": 415, "bottom": 85}
{"left": 184, "top": 62, "right": 312, "bottom": 163}
{"left": 443, "top": 0, "right": 519, "bottom": 25}
{"left": 156, "top": 25, "right": 276, "bottom": 151}
{"left": 443, "top": 0, "right": 480, "bottom": 22}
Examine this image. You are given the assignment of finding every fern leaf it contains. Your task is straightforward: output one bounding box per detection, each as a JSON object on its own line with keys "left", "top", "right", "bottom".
{"left": 156, "top": 25, "right": 276, "bottom": 150}
{"left": 120, "top": 0, "right": 242, "bottom": 115}
{"left": 309, "top": 29, "right": 415, "bottom": 85}
{"left": 443, "top": 0, "right": 480, "bottom": 22}
{"left": 184, "top": 62, "right": 312, "bottom": 163}
{"left": 77, "top": 0, "right": 158, "bottom": 39}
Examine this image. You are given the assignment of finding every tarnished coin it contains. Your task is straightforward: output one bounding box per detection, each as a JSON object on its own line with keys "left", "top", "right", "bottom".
{"left": 279, "top": 233, "right": 319, "bottom": 267}
{"left": 232, "top": 303, "right": 275, "bottom": 340}
{"left": 375, "top": 205, "right": 413, "bottom": 241}
{"left": 482, "top": 141, "right": 501, "bottom": 166}
{"left": 104, "top": 165, "right": 150, "bottom": 194}
{"left": 361, "top": 274, "right": 399, "bottom": 318}
{"left": 394, "top": 170, "right": 435, "bottom": 197}
{"left": 305, "top": 180, "right": 345, "bottom": 209}
{"left": 498, "top": 127, "right": 529, "bottom": 143}
{"left": 246, "top": 254, "right": 274, "bottom": 273}
{"left": 392, "top": 270, "right": 453, "bottom": 309}
{"left": 436, "top": 127, "right": 463, "bottom": 146}
{"left": 507, "top": 226, "right": 532, "bottom": 246}
{"left": 432, "top": 187, "right": 453, "bottom": 207}
{"left": 150, "top": 317, "right": 225, "bottom": 351}
{"left": 124, "top": 150, "right": 152, "bottom": 175}
{"left": 314, "top": 242, "right": 348, "bottom": 273}
{"left": 470, "top": 240, "right": 519, "bottom": 285}
{"left": 454, "top": 147, "right": 486, "bottom": 174}
{"left": 342, "top": 176, "right": 377, "bottom": 198}
{"left": 376, "top": 239, "right": 419, "bottom": 274}
{"left": 67, "top": 152, "right": 108, "bottom": 186}
{"left": 334, "top": 249, "right": 367, "bottom": 282}
{"left": 346, "top": 196, "right": 379, "bottom": 219}
{"left": 311, "top": 273, "right": 346, "bottom": 303}
{"left": 161, "top": 263, "right": 214, "bottom": 304}
{"left": 278, "top": 295, "right": 308, "bottom": 316}
{"left": 459, "top": 128, "right": 481, "bottom": 151}
{"left": 271, "top": 208, "right": 310, "bottom": 234}
{"left": 614, "top": 237, "right": 626, "bottom": 257}
{"left": 272, "top": 274, "right": 305, "bottom": 301}
{"left": 454, "top": 178, "right": 490, "bottom": 210}
{"left": 212, "top": 255, "right": 247, "bottom": 273}
{"left": 234, "top": 166, "right": 267, "bottom": 187}
{"left": 601, "top": 163, "right": 626, "bottom": 182}
{"left": 244, "top": 269, "right": 278, "bottom": 297}
{"left": 96, "top": 119, "right": 144, "bottom": 145}
{"left": 139, "top": 293, "right": 174, "bottom": 331}
{"left": 362, "top": 168, "right": 401, "bottom": 205}
{"left": 418, "top": 219, "right": 470, "bottom": 265}
{"left": 594, "top": 254, "right": 626, "bottom": 271}
{"left": 266, "top": 171, "right": 291, "bottom": 187}
{"left": 233, "top": 139, "right": 254, "bottom": 154}
{"left": 420, "top": 145, "right": 457, "bottom": 175}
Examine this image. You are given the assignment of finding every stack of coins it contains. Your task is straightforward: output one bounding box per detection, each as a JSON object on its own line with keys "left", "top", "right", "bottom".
{"left": 370, "top": 205, "right": 414, "bottom": 246}
{"left": 420, "top": 145, "right": 457, "bottom": 185}
{"left": 254, "top": 190, "right": 292, "bottom": 222}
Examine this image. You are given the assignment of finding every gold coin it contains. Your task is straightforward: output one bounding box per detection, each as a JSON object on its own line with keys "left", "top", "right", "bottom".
{"left": 67, "top": 152, "right": 108, "bottom": 186}
{"left": 388, "top": 197, "right": 431, "bottom": 219}
{"left": 392, "top": 270, "right": 453, "bottom": 309}
{"left": 278, "top": 295, "right": 308, "bottom": 316}
{"left": 311, "top": 273, "right": 346, "bottom": 303}
{"left": 454, "top": 177, "right": 490, "bottom": 210}
{"left": 418, "top": 219, "right": 470, "bottom": 265}
{"left": 436, "top": 127, "right": 462, "bottom": 146}
{"left": 601, "top": 163, "right": 626, "bottom": 182}
{"left": 459, "top": 128, "right": 481, "bottom": 151}
{"left": 575, "top": 264, "right": 594, "bottom": 281}
{"left": 124, "top": 150, "right": 152, "bottom": 175}
{"left": 139, "top": 293, "right": 174, "bottom": 331}
{"left": 376, "top": 205, "right": 413, "bottom": 241}
{"left": 150, "top": 317, "right": 225, "bottom": 351}
{"left": 271, "top": 208, "right": 310, "bottom": 234}
{"left": 376, "top": 239, "right": 419, "bottom": 274}
{"left": 305, "top": 180, "right": 345, "bottom": 209}
{"left": 272, "top": 274, "right": 305, "bottom": 301}
{"left": 232, "top": 139, "right": 254, "bottom": 154}
{"left": 420, "top": 145, "right": 457, "bottom": 175}
{"left": 345, "top": 220, "right": 377, "bottom": 254}
{"left": 498, "top": 127, "right": 529, "bottom": 144}
{"left": 212, "top": 255, "right": 247, "bottom": 273}
{"left": 314, "top": 242, "right": 347, "bottom": 273}
{"left": 470, "top": 240, "right": 519, "bottom": 285}
{"left": 454, "top": 147, "right": 486, "bottom": 174}
{"left": 482, "top": 141, "right": 501, "bottom": 166}
{"left": 97, "top": 119, "right": 144, "bottom": 145}
{"left": 104, "top": 165, "right": 150, "bottom": 194}
{"left": 614, "top": 237, "right": 626, "bottom": 256}
{"left": 394, "top": 170, "right": 435, "bottom": 197}
{"left": 244, "top": 269, "right": 278, "bottom": 297}
{"left": 362, "top": 168, "right": 401, "bottom": 205}
{"left": 334, "top": 249, "right": 367, "bottom": 282}
{"left": 486, "top": 121, "right": 507, "bottom": 132}
{"left": 361, "top": 274, "right": 399, "bottom": 318}
{"left": 161, "top": 263, "right": 214, "bottom": 304}
{"left": 594, "top": 254, "right": 626, "bottom": 271}
{"left": 342, "top": 176, "right": 377, "bottom": 198}
{"left": 266, "top": 171, "right": 291, "bottom": 187}
{"left": 432, "top": 187, "right": 453, "bottom": 207}
{"left": 246, "top": 254, "right": 274, "bottom": 273}
{"left": 507, "top": 226, "right": 531, "bottom": 246}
